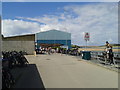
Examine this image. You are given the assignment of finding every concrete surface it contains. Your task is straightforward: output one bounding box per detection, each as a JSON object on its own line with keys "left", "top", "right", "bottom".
{"left": 25, "top": 53, "right": 118, "bottom": 88}
{"left": 11, "top": 64, "right": 44, "bottom": 88}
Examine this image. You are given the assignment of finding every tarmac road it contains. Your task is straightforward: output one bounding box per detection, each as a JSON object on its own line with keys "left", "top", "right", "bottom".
{"left": 25, "top": 53, "right": 118, "bottom": 88}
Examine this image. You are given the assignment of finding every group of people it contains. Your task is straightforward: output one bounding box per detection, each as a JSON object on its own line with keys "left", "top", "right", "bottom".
{"left": 36, "top": 47, "right": 60, "bottom": 55}
{"left": 35, "top": 41, "right": 114, "bottom": 64}
{"left": 105, "top": 41, "right": 114, "bottom": 64}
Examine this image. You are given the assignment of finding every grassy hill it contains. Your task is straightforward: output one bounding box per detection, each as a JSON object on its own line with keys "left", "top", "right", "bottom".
{"left": 72, "top": 44, "right": 120, "bottom": 48}
{"left": 100, "top": 44, "right": 120, "bottom": 47}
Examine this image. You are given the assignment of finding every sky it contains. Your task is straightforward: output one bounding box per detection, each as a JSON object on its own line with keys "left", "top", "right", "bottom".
{"left": 2, "top": 2, "right": 118, "bottom": 46}
{"left": 2, "top": 0, "right": 120, "bottom": 2}
{"left": 0, "top": 1, "right": 1, "bottom": 15}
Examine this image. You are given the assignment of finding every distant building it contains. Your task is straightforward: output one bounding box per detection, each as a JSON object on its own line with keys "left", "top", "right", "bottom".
{"left": 35, "top": 30, "right": 71, "bottom": 49}
{"left": 2, "top": 29, "right": 71, "bottom": 54}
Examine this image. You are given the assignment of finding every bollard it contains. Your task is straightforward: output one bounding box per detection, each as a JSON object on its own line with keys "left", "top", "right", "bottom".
{"left": 34, "top": 51, "right": 36, "bottom": 56}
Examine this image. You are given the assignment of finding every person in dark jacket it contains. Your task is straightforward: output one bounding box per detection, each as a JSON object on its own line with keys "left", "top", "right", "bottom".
{"left": 108, "top": 46, "right": 114, "bottom": 64}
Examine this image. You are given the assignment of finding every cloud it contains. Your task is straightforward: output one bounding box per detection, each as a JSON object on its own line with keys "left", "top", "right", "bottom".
{"left": 2, "top": 19, "right": 41, "bottom": 37}
{"left": 3, "top": 3, "right": 118, "bottom": 46}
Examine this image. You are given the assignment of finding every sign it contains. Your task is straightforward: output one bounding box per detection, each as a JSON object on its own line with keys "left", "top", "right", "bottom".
{"left": 84, "top": 32, "right": 90, "bottom": 41}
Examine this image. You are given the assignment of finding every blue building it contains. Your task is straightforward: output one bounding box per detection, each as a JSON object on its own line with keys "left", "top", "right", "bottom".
{"left": 35, "top": 29, "right": 71, "bottom": 49}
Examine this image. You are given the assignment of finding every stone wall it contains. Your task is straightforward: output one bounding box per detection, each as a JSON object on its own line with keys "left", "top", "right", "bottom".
{"left": 2, "top": 41, "right": 35, "bottom": 54}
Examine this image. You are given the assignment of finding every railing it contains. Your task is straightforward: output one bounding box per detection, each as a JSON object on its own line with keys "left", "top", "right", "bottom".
{"left": 90, "top": 51, "right": 120, "bottom": 67}
{"left": 91, "top": 51, "right": 120, "bottom": 59}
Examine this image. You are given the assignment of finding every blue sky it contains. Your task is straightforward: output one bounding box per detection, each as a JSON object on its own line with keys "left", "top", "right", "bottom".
{"left": 0, "top": 1, "right": 1, "bottom": 15}
{"left": 2, "top": 0, "right": 119, "bottom": 2}
{"left": 2, "top": 2, "right": 118, "bottom": 46}
{"left": 3, "top": 2, "right": 96, "bottom": 19}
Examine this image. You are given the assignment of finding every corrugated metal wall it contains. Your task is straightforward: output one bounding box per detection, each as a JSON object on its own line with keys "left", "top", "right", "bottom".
{"left": 36, "top": 30, "right": 71, "bottom": 48}
{"left": 36, "top": 30, "right": 71, "bottom": 40}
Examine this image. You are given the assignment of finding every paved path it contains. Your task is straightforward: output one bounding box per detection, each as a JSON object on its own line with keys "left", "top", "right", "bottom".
{"left": 26, "top": 54, "right": 118, "bottom": 88}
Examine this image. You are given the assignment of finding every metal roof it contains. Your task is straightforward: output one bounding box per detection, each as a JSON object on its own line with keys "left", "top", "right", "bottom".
{"left": 36, "top": 30, "right": 71, "bottom": 40}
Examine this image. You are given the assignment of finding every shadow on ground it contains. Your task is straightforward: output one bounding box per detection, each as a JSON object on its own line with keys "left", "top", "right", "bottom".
{"left": 11, "top": 64, "right": 45, "bottom": 88}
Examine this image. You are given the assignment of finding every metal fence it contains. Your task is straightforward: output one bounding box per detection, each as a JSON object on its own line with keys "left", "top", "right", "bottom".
{"left": 90, "top": 51, "right": 120, "bottom": 59}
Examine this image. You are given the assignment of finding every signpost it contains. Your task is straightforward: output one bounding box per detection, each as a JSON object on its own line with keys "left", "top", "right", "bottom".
{"left": 84, "top": 32, "right": 90, "bottom": 49}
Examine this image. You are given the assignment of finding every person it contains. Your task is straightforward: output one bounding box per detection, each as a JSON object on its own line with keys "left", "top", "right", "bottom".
{"left": 56, "top": 48, "right": 59, "bottom": 53}
{"left": 48, "top": 47, "right": 51, "bottom": 55}
{"left": 105, "top": 41, "right": 110, "bottom": 48}
{"left": 105, "top": 41, "right": 110, "bottom": 59}
{"left": 76, "top": 48, "right": 79, "bottom": 56}
{"left": 60, "top": 48, "right": 63, "bottom": 55}
{"left": 46, "top": 47, "right": 49, "bottom": 54}
{"left": 105, "top": 41, "right": 114, "bottom": 64}
{"left": 108, "top": 46, "right": 114, "bottom": 64}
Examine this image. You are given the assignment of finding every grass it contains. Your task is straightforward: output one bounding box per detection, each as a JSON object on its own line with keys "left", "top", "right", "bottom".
{"left": 78, "top": 48, "right": 120, "bottom": 52}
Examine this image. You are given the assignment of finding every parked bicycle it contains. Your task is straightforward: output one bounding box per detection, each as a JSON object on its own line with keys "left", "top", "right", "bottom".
{"left": 2, "top": 51, "right": 29, "bottom": 68}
